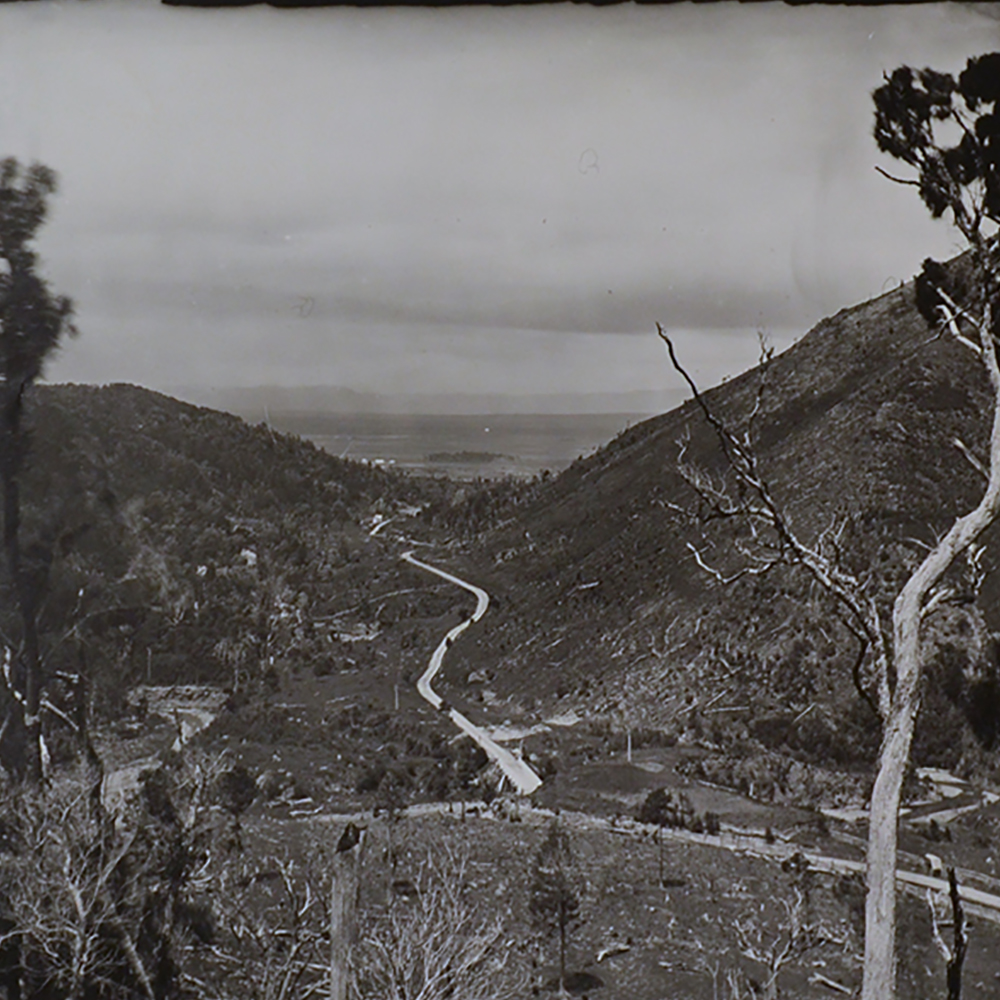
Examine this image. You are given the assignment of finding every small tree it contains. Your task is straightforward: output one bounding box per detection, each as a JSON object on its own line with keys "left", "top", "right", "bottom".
{"left": 529, "top": 819, "right": 585, "bottom": 996}
{"left": 217, "top": 762, "right": 258, "bottom": 851}
{"left": 637, "top": 787, "right": 699, "bottom": 885}
{"left": 636, "top": 786, "right": 695, "bottom": 830}
{"left": 0, "top": 157, "right": 76, "bottom": 784}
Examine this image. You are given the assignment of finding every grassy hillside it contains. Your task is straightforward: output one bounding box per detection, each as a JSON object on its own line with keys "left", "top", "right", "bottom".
{"left": 441, "top": 266, "right": 1000, "bottom": 779}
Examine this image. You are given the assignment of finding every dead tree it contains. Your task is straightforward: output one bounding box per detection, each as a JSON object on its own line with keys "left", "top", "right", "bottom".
{"left": 927, "top": 868, "right": 968, "bottom": 1000}
{"left": 329, "top": 822, "right": 364, "bottom": 1000}
{"left": 209, "top": 853, "right": 328, "bottom": 1000}
{"left": 658, "top": 48, "right": 1000, "bottom": 1000}
{"left": 733, "top": 887, "right": 836, "bottom": 1000}
{"left": 354, "top": 847, "right": 525, "bottom": 1000}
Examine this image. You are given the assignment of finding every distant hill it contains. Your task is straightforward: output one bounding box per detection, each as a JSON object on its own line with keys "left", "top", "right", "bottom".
{"left": 449, "top": 263, "right": 1000, "bottom": 774}
{"left": 168, "top": 385, "right": 687, "bottom": 418}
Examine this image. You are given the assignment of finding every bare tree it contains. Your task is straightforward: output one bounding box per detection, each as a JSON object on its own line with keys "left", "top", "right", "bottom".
{"left": 689, "top": 881, "right": 848, "bottom": 1000}
{"left": 354, "top": 848, "right": 526, "bottom": 1000}
{"left": 0, "top": 750, "right": 229, "bottom": 999}
{"left": 658, "top": 51, "right": 1000, "bottom": 1000}
{"left": 0, "top": 784, "right": 152, "bottom": 999}
{"left": 732, "top": 888, "right": 828, "bottom": 1000}
{"left": 926, "top": 868, "right": 968, "bottom": 1000}
{"left": 207, "top": 854, "right": 330, "bottom": 1000}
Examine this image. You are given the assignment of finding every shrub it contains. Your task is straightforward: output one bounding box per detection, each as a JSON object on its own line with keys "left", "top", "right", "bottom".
{"left": 636, "top": 788, "right": 695, "bottom": 829}
{"left": 356, "top": 761, "right": 387, "bottom": 794}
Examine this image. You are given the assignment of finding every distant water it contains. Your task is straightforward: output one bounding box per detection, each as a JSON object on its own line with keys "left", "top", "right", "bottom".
{"left": 264, "top": 411, "right": 651, "bottom": 479}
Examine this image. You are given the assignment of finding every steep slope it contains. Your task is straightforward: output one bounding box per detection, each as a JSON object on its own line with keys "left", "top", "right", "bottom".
{"left": 453, "top": 271, "right": 1000, "bottom": 772}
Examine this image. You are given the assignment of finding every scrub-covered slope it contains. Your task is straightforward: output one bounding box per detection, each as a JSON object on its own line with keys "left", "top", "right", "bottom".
{"left": 452, "top": 267, "right": 1000, "bottom": 773}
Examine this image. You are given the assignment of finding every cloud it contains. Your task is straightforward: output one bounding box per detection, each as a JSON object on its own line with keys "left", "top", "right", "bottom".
{"left": 1, "top": 1, "right": 996, "bottom": 396}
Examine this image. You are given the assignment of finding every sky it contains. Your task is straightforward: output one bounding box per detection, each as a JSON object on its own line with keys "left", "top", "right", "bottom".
{"left": 0, "top": 1, "right": 998, "bottom": 401}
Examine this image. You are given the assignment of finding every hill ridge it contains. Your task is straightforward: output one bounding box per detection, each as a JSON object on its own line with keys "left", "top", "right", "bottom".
{"left": 443, "top": 264, "right": 999, "bottom": 777}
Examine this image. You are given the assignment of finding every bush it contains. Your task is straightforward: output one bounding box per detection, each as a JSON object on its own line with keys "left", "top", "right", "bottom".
{"left": 751, "top": 701, "right": 880, "bottom": 766}
{"left": 636, "top": 788, "right": 695, "bottom": 829}
{"left": 678, "top": 750, "right": 870, "bottom": 809}
{"left": 356, "top": 761, "right": 388, "bottom": 794}
{"left": 312, "top": 658, "right": 335, "bottom": 677}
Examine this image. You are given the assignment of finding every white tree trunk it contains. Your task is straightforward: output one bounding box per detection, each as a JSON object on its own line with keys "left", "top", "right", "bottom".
{"left": 861, "top": 667, "right": 920, "bottom": 998}
{"left": 862, "top": 310, "right": 1000, "bottom": 999}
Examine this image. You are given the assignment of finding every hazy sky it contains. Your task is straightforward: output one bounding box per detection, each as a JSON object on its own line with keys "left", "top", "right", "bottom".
{"left": 1, "top": 1, "right": 997, "bottom": 397}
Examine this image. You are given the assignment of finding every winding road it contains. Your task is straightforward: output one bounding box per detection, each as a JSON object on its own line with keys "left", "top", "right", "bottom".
{"left": 401, "top": 552, "right": 542, "bottom": 796}
{"left": 398, "top": 553, "right": 1000, "bottom": 919}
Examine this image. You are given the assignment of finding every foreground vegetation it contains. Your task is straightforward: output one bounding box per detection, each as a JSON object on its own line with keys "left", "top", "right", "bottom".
{"left": 5, "top": 747, "right": 1000, "bottom": 1000}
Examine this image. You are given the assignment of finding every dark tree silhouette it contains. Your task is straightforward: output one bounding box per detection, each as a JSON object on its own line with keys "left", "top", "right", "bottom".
{"left": 529, "top": 820, "right": 585, "bottom": 995}
{"left": 873, "top": 54, "right": 1000, "bottom": 233}
{"left": 0, "top": 157, "right": 76, "bottom": 784}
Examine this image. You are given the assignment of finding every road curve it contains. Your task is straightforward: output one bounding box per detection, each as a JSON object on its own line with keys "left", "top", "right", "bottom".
{"left": 401, "top": 552, "right": 542, "bottom": 796}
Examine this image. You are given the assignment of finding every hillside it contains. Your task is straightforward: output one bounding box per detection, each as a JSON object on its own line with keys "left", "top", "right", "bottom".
{"left": 0, "top": 384, "right": 442, "bottom": 729}
{"left": 442, "top": 266, "right": 1000, "bottom": 779}
{"left": 5, "top": 271, "right": 999, "bottom": 790}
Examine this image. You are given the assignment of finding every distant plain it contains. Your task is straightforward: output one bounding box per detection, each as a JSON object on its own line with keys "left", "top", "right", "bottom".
{"left": 260, "top": 411, "right": 648, "bottom": 479}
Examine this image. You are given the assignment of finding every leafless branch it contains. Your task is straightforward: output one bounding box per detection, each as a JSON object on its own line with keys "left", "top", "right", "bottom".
{"left": 946, "top": 868, "right": 968, "bottom": 1000}
{"left": 354, "top": 847, "right": 526, "bottom": 1000}
{"left": 934, "top": 288, "right": 983, "bottom": 354}
{"left": 733, "top": 889, "right": 826, "bottom": 1000}
{"left": 874, "top": 165, "right": 921, "bottom": 187}
{"left": 40, "top": 696, "right": 78, "bottom": 732}
{"left": 848, "top": 630, "right": 879, "bottom": 719}
{"left": 921, "top": 586, "right": 956, "bottom": 622}
{"left": 658, "top": 324, "right": 887, "bottom": 694}
{"left": 952, "top": 437, "right": 988, "bottom": 482}
{"left": 685, "top": 542, "right": 781, "bottom": 586}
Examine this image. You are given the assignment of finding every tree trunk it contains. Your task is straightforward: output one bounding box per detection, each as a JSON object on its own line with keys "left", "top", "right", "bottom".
{"left": 861, "top": 690, "right": 918, "bottom": 999}
{"left": 1, "top": 419, "right": 42, "bottom": 785}
{"left": 946, "top": 868, "right": 967, "bottom": 1000}
{"left": 657, "top": 825, "right": 663, "bottom": 886}
{"left": 559, "top": 913, "right": 567, "bottom": 996}
{"left": 863, "top": 333, "right": 1000, "bottom": 999}
{"left": 330, "top": 829, "right": 364, "bottom": 1000}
